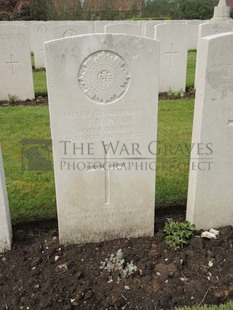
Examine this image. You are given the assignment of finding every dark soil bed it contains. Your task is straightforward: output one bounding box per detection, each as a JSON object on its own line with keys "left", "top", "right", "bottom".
{"left": 159, "top": 91, "right": 194, "bottom": 100}
{"left": 1, "top": 207, "right": 233, "bottom": 310}
{"left": 0, "top": 96, "right": 48, "bottom": 107}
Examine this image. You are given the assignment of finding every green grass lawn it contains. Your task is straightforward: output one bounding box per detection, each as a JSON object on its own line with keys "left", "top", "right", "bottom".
{"left": 186, "top": 50, "right": 196, "bottom": 89}
{"left": 0, "top": 107, "right": 56, "bottom": 223}
{"left": 156, "top": 99, "right": 194, "bottom": 208}
{"left": 178, "top": 301, "right": 233, "bottom": 310}
{"left": 31, "top": 54, "right": 47, "bottom": 97}
{"left": 33, "top": 70, "right": 47, "bottom": 96}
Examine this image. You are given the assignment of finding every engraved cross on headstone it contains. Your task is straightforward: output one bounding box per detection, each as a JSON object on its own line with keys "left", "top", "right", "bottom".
{"left": 164, "top": 43, "right": 179, "bottom": 70}
{"left": 6, "top": 54, "right": 19, "bottom": 76}
{"left": 88, "top": 153, "right": 124, "bottom": 205}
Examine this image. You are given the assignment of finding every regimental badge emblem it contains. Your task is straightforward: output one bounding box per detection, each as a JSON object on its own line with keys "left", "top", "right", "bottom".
{"left": 78, "top": 51, "right": 130, "bottom": 104}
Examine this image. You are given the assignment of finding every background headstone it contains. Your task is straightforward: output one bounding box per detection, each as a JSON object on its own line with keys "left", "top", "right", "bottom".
{"left": 0, "top": 25, "right": 34, "bottom": 100}
{"left": 154, "top": 23, "right": 188, "bottom": 92}
{"left": 185, "top": 20, "right": 205, "bottom": 50}
{"left": 31, "top": 22, "right": 53, "bottom": 69}
{"left": 26, "top": 20, "right": 39, "bottom": 53}
{"left": 0, "top": 146, "right": 12, "bottom": 253}
{"left": 105, "top": 23, "right": 143, "bottom": 36}
{"left": 165, "top": 20, "right": 187, "bottom": 24}
{"left": 144, "top": 20, "right": 166, "bottom": 38}
{"left": 195, "top": 22, "right": 233, "bottom": 87}
{"left": 187, "top": 32, "right": 233, "bottom": 229}
{"left": 199, "top": 22, "right": 233, "bottom": 40}
{"left": 45, "top": 34, "right": 159, "bottom": 244}
{"left": 53, "top": 22, "right": 93, "bottom": 39}
{"left": 94, "top": 21, "right": 111, "bottom": 33}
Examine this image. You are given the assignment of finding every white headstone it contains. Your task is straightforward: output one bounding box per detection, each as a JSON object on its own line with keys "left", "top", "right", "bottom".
{"left": 0, "top": 25, "right": 34, "bottom": 100}
{"left": 0, "top": 146, "right": 12, "bottom": 253}
{"left": 187, "top": 32, "right": 233, "bottom": 229}
{"left": 185, "top": 21, "right": 205, "bottom": 50}
{"left": 26, "top": 21, "right": 39, "bottom": 53}
{"left": 105, "top": 23, "right": 143, "bottom": 36}
{"left": 53, "top": 22, "right": 93, "bottom": 39}
{"left": 165, "top": 20, "right": 187, "bottom": 24}
{"left": 199, "top": 22, "right": 233, "bottom": 39}
{"left": 1, "top": 21, "right": 35, "bottom": 53}
{"left": 186, "top": 20, "right": 206, "bottom": 25}
{"left": 154, "top": 23, "right": 188, "bottom": 92}
{"left": 195, "top": 22, "right": 233, "bottom": 87}
{"left": 144, "top": 21, "right": 166, "bottom": 38}
{"left": 45, "top": 34, "right": 159, "bottom": 244}
{"left": 94, "top": 21, "right": 111, "bottom": 33}
{"left": 32, "top": 22, "right": 53, "bottom": 69}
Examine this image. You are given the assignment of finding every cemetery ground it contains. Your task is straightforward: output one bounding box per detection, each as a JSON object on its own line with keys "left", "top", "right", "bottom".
{"left": 1, "top": 50, "right": 233, "bottom": 309}
{"left": 1, "top": 218, "right": 233, "bottom": 310}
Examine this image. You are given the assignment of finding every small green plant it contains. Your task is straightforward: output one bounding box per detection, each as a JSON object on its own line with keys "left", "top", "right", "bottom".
{"left": 176, "top": 89, "right": 185, "bottom": 98}
{"left": 163, "top": 218, "right": 195, "bottom": 251}
{"left": 8, "top": 95, "right": 19, "bottom": 103}
{"left": 100, "top": 249, "right": 137, "bottom": 281}
{"left": 167, "top": 87, "right": 176, "bottom": 98}
{"left": 188, "top": 87, "right": 195, "bottom": 96}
